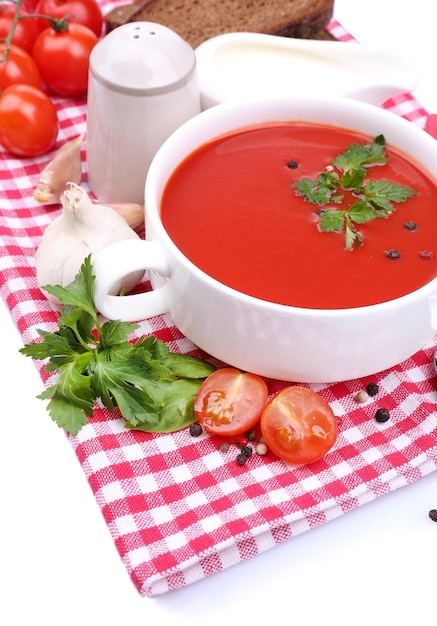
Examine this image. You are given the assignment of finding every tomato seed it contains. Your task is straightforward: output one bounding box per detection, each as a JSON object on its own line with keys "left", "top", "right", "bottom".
{"left": 429, "top": 509, "right": 437, "bottom": 522}
{"left": 189, "top": 422, "right": 203, "bottom": 437}
{"left": 374, "top": 408, "right": 390, "bottom": 423}
{"left": 420, "top": 249, "right": 433, "bottom": 260}
{"left": 366, "top": 382, "right": 379, "bottom": 397}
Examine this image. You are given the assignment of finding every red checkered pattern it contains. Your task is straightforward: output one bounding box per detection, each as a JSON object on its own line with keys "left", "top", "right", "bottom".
{"left": 1, "top": 9, "right": 436, "bottom": 596}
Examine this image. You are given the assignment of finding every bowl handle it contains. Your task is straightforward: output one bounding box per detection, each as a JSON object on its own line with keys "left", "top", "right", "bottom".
{"left": 92, "top": 240, "right": 171, "bottom": 321}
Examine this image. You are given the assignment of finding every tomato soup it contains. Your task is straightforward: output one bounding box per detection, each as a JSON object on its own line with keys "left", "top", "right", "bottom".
{"left": 160, "top": 123, "right": 437, "bottom": 309}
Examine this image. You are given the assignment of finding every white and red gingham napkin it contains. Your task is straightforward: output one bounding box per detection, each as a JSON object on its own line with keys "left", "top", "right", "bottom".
{"left": 1, "top": 9, "right": 436, "bottom": 596}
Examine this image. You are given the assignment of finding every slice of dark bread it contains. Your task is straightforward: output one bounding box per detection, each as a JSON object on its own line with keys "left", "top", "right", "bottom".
{"left": 105, "top": 0, "right": 335, "bottom": 48}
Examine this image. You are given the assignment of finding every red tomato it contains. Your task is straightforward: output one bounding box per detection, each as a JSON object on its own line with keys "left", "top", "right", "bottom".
{"left": 0, "top": 5, "right": 41, "bottom": 54}
{"left": 21, "top": 0, "right": 41, "bottom": 11}
{"left": 0, "top": 43, "right": 41, "bottom": 90}
{"left": 0, "top": 84, "right": 58, "bottom": 156}
{"left": 32, "top": 22, "right": 98, "bottom": 97}
{"left": 194, "top": 367, "right": 268, "bottom": 436}
{"left": 35, "top": 0, "right": 103, "bottom": 37}
{"left": 260, "top": 386, "right": 338, "bottom": 465}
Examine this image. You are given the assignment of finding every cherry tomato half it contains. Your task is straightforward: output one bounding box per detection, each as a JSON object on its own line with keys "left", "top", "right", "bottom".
{"left": 35, "top": 0, "right": 103, "bottom": 37}
{"left": 0, "top": 4, "right": 41, "bottom": 54}
{"left": 260, "top": 385, "right": 338, "bottom": 465}
{"left": 0, "top": 43, "right": 41, "bottom": 91}
{"left": 32, "top": 22, "right": 98, "bottom": 97}
{"left": 0, "top": 84, "right": 58, "bottom": 156}
{"left": 194, "top": 367, "right": 269, "bottom": 437}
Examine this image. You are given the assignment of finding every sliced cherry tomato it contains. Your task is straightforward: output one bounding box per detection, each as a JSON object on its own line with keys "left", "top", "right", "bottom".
{"left": 194, "top": 367, "right": 268, "bottom": 436}
{"left": 0, "top": 4, "right": 41, "bottom": 54}
{"left": 260, "top": 385, "right": 338, "bottom": 465}
{"left": 32, "top": 21, "right": 98, "bottom": 97}
{"left": 0, "top": 43, "right": 41, "bottom": 91}
{"left": 0, "top": 83, "right": 58, "bottom": 156}
{"left": 35, "top": 0, "right": 103, "bottom": 37}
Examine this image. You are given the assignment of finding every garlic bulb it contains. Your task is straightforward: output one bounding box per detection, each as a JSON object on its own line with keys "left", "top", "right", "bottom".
{"left": 92, "top": 201, "right": 145, "bottom": 233}
{"left": 36, "top": 182, "right": 144, "bottom": 304}
{"left": 33, "top": 134, "right": 84, "bottom": 204}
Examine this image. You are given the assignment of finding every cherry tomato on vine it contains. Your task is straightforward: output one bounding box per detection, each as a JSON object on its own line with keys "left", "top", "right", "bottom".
{"left": 32, "top": 21, "right": 98, "bottom": 97}
{"left": 35, "top": 0, "right": 103, "bottom": 37}
{"left": 0, "top": 4, "right": 41, "bottom": 54}
{"left": 194, "top": 367, "right": 268, "bottom": 436}
{"left": 0, "top": 43, "right": 41, "bottom": 91}
{"left": 21, "top": 0, "right": 41, "bottom": 11}
{"left": 0, "top": 84, "right": 58, "bottom": 156}
{"left": 260, "top": 385, "right": 338, "bottom": 465}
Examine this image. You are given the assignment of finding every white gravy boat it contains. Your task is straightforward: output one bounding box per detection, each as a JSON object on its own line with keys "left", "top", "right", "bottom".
{"left": 195, "top": 32, "right": 419, "bottom": 109}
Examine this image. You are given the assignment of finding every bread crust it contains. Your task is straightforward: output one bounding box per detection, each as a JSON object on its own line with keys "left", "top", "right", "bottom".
{"left": 105, "top": 0, "right": 335, "bottom": 48}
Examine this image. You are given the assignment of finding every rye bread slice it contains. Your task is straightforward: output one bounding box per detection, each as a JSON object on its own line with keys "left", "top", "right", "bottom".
{"left": 104, "top": 0, "right": 335, "bottom": 48}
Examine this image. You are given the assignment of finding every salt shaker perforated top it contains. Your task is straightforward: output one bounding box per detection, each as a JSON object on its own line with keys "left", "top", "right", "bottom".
{"left": 86, "top": 22, "right": 201, "bottom": 204}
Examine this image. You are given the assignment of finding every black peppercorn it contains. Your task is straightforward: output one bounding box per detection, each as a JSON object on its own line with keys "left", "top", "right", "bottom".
{"left": 189, "top": 422, "right": 203, "bottom": 437}
{"left": 385, "top": 249, "right": 401, "bottom": 260}
{"left": 419, "top": 250, "right": 433, "bottom": 260}
{"left": 366, "top": 382, "right": 379, "bottom": 397}
{"left": 287, "top": 159, "right": 298, "bottom": 169}
{"left": 403, "top": 220, "right": 417, "bottom": 231}
{"left": 241, "top": 445, "right": 253, "bottom": 458}
{"left": 236, "top": 453, "right": 248, "bottom": 466}
{"left": 429, "top": 509, "right": 437, "bottom": 522}
{"left": 374, "top": 408, "right": 390, "bottom": 423}
{"left": 245, "top": 428, "right": 257, "bottom": 442}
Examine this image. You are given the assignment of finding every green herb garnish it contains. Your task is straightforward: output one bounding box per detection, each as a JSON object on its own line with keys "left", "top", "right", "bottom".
{"left": 294, "top": 134, "right": 416, "bottom": 249}
{"left": 20, "top": 256, "right": 216, "bottom": 436}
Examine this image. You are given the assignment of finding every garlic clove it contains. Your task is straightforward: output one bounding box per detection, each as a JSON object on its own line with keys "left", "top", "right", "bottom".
{"left": 33, "top": 134, "right": 84, "bottom": 205}
{"left": 36, "top": 182, "right": 144, "bottom": 304}
{"left": 92, "top": 201, "right": 145, "bottom": 233}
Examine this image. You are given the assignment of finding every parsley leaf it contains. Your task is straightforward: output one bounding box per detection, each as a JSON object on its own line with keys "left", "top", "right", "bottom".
{"left": 20, "top": 256, "right": 216, "bottom": 436}
{"left": 293, "top": 134, "right": 416, "bottom": 249}
{"left": 363, "top": 179, "right": 416, "bottom": 214}
{"left": 294, "top": 171, "right": 343, "bottom": 205}
{"left": 43, "top": 256, "right": 97, "bottom": 320}
{"left": 333, "top": 134, "right": 388, "bottom": 172}
{"left": 125, "top": 379, "right": 204, "bottom": 433}
{"left": 318, "top": 209, "right": 345, "bottom": 232}
{"left": 347, "top": 199, "right": 379, "bottom": 224}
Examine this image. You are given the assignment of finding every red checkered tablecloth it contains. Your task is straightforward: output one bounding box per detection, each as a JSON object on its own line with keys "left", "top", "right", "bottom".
{"left": 1, "top": 7, "right": 436, "bottom": 596}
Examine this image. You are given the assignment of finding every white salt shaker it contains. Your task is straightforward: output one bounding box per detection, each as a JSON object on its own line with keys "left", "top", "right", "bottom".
{"left": 86, "top": 22, "right": 201, "bottom": 204}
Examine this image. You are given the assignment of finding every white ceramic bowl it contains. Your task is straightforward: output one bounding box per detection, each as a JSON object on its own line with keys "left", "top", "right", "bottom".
{"left": 92, "top": 96, "right": 437, "bottom": 383}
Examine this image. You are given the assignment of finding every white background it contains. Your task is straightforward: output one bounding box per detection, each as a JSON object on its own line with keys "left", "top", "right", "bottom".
{"left": 2, "top": 1, "right": 437, "bottom": 624}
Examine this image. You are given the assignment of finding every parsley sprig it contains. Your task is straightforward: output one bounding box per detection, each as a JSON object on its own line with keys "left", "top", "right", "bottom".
{"left": 294, "top": 134, "right": 416, "bottom": 249}
{"left": 20, "top": 256, "right": 216, "bottom": 436}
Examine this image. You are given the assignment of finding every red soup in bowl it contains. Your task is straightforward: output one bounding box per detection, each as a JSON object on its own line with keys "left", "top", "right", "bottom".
{"left": 161, "top": 122, "right": 437, "bottom": 309}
